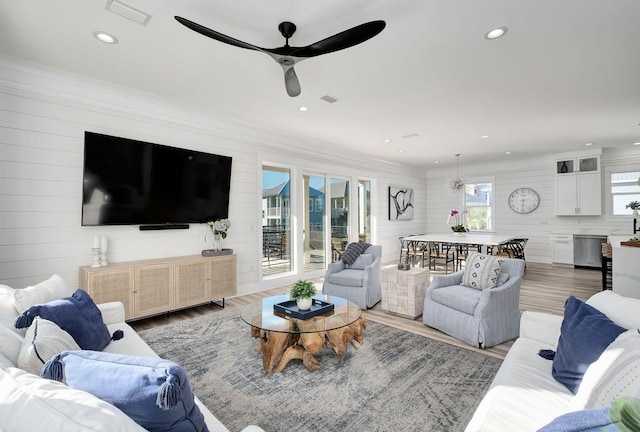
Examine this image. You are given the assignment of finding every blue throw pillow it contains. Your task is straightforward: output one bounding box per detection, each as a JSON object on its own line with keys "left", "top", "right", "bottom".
{"left": 42, "top": 350, "right": 208, "bottom": 432}
{"left": 552, "top": 296, "right": 626, "bottom": 394}
{"left": 537, "top": 406, "right": 617, "bottom": 432}
{"left": 14, "top": 289, "right": 116, "bottom": 351}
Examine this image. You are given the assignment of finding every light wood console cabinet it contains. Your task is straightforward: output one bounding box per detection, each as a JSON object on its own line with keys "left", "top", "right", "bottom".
{"left": 80, "top": 254, "right": 236, "bottom": 321}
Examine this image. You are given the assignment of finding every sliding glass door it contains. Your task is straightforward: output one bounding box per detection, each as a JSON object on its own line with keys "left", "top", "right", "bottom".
{"left": 303, "top": 174, "right": 326, "bottom": 273}
{"left": 261, "top": 165, "right": 373, "bottom": 279}
{"left": 262, "top": 166, "right": 291, "bottom": 276}
{"left": 330, "top": 177, "right": 349, "bottom": 262}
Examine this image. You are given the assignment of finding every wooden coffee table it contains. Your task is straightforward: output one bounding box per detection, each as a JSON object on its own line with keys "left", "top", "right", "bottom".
{"left": 240, "top": 294, "right": 365, "bottom": 374}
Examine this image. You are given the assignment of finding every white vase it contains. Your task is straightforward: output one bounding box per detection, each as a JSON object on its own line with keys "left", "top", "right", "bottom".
{"left": 452, "top": 232, "right": 466, "bottom": 237}
{"left": 633, "top": 209, "right": 639, "bottom": 218}
{"left": 296, "top": 298, "right": 313, "bottom": 310}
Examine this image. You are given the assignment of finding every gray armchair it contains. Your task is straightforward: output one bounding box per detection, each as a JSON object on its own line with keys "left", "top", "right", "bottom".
{"left": 423, "top": 256, "right": 525, "bottom": 348}
{"left": 322, "top": 245, "right": 382, "bottom": 309}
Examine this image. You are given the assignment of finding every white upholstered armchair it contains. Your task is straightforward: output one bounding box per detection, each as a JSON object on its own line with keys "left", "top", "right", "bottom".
{"left": 423, "top": 254, "right": 525, "bottom": 348}
{"left": 322, "top": 245, "right": 382, "bottom": 309}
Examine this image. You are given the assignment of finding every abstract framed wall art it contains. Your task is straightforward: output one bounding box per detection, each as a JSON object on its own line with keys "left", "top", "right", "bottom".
{"left": 389, "top": 186, "right": 414, "bottom": 220}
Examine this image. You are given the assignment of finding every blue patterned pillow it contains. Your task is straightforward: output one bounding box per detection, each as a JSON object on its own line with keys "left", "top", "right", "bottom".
{"left": 42, "top": 350, "right": 208, "bottom": 432}
{"left": 14, "top": 289, "right": 116, "bottom": 351}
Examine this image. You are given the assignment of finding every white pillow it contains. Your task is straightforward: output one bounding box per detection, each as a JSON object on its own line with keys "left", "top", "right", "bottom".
{"left": 461, "top": 253, "right": 503, "bottom": 290}
{"left": 18, "top": 317, "right": 80, "bottom": 375}
{"left": 0, "top": 352, "right": 13, "bottom": 368}
{"left": 0, "top": 285, "right": 23, "bottom": 365}
{"left": 0, "top": 365, "right": 145, "bottom": 432}
{"left": 12, "top": 274, "right": 74, "bottom": 314}
{"left": 0, "top": 284, "right": 16, "bottom": 311}
{"left": 569, "top": 329, "right": 640, "bottom": 410}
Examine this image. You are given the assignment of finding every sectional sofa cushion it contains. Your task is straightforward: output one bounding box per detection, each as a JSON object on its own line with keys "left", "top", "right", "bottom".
{"left": 461, "top": 253, "right": 502, "bottom": 290}
{"left": 14, "top": 289, "right": 115, "bottom": 351}
{"left": 0, "top": 364, "right": 144, "bottom": 432}
{"left": 17, "top": 317, "right": 80, "bottom": 375}
{"left": 552, "top": 296, "right": 626, "bottom": 394}
{"left": 12, "top": 274, "right": 74, "bottom": 314}
{"left": 42, "top": 350, "right": 209, "bottom": 432}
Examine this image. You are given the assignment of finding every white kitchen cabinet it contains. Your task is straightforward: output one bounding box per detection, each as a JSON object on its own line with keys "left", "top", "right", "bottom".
{"left": 552, "top": 234, "right": 574, "bottom": 265}
{"left": 555, "top": 155, "right": 601, "bottom": 216}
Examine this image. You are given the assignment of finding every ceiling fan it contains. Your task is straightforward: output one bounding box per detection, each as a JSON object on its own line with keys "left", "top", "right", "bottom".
{"left": 175, "top": 16, "right": 386, "bottom": 97}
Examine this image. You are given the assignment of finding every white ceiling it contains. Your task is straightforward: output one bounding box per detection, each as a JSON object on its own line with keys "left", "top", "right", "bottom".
{"left": 2, "top": 0, "right": 640, "bottom": 168}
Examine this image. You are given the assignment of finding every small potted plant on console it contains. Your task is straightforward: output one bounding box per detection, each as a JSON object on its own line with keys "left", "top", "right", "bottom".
{"left": 290, "top": 279, "right": 317, "bottom": 310}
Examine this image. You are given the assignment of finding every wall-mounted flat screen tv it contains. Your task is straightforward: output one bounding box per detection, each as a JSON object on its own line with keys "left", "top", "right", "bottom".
{"left": 82, "top": 131, "right": 232, "bottom": 226}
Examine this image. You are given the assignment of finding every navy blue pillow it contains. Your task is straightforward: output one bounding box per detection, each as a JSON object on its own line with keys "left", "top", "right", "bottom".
{"left": 42, "top": 350, "right": 208, "bottom": 432}
{"left": 14, "top": 288, "right": 113, "bottom": 351}
{"left": 341, "top": 242, "right": 371, "bottom": 265}
{"left": 552, "top": 296, "right": 626, "bottom": 394}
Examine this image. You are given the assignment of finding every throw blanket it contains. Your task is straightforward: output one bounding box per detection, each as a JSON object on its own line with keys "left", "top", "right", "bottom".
{"left": 341, "top": 242, "right": 371, "bottom": 265}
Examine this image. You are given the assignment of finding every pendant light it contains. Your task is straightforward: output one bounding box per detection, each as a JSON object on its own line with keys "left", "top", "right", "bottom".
{"left": 449, "top": 154, "right": 465, "bottom": 192}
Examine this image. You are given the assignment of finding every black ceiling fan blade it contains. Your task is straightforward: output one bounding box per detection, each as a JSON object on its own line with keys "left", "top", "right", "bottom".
{"left": 175, "top": 16, "right": 266, "bottom": 53}
{"left": 289, "top": 20, "right": 386, "bottom": 58}
{"left": 283, "top": 66, "right": 301, "bottom": 97}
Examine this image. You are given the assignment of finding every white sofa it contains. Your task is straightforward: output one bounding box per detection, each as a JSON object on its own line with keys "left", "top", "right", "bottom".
{"left": 465, "top": 290, "right": 640, "bottom": 431}
{"left": 0, "top": 275, "right": 264, "bottom": 432}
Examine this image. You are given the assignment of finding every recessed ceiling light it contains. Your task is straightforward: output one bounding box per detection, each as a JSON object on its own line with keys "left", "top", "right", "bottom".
{"left": 585, "top": 142, "right": 593, "bottom": 146}
{"left": 94, "top": 31, "right": 118, "bottom": 44}
{"left": 383, "top": 139, "right": 392, "bottom": 143}
{"left": 481, "top": 135, "right": 489, "bottom": 139}
{"left": 398, "top": 149, "right": 406, "bottom": 153}
{"left": 485, "top": 26, "right": 508, "bottom": 40}
{"left": 298, "top": 106, "right": 308, "bottom": 112}
{"left": 505, "top": 151, "right": 512, "bottom": 155}
{"left": 434, "top": 161, "right": 440, "bottom": 164}
{"left": 633, "top": 142, "right": 640, "bottom": 146}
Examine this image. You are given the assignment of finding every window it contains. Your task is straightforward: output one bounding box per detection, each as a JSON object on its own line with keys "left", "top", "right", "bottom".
{"left": 464, "top": 180, "right": 494, "bottom": 231}
{"left": 611, "top": 171, "right": 640, "bottom": 215}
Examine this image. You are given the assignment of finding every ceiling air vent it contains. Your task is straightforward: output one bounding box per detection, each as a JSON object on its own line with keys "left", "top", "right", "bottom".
{"left": 106, "top": 0, "right": 152, "bottom": 25}
{"left": 320, "top": 94, "right": 339, "bottom": 103}
{"left": 402, "top": 133, "right": 420, "bottom": 139}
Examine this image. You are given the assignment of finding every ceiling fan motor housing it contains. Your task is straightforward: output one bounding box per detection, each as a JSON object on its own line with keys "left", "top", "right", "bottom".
{"left": 278, "top": 22, "right": 297, "bottom": 39}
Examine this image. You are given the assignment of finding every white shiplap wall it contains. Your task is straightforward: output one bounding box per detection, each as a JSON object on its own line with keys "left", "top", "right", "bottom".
{"left": 0, "top": 55, "right": 426, "bottom": 293}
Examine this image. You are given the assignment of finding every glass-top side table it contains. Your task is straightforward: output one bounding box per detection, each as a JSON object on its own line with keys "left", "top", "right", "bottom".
{"left": 240, "top": 294, "right": 365, "bottom": 374}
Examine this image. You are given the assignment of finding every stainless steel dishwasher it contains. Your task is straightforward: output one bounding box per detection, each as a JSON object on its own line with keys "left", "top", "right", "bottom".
{"left": 573, "top": 235, "right": 607, "bottom": 268}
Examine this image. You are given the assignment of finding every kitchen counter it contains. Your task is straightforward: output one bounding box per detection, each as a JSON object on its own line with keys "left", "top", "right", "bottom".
{"left": 608, "top": 235, "right": 640, "bottom": 299}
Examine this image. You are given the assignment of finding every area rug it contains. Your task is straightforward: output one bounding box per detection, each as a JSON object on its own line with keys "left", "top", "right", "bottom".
{"left": 139, "top": 309, "right": 501, "bottom": 432}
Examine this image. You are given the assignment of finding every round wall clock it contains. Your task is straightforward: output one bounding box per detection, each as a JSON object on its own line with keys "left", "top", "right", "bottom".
{"left": 508, "top": 188, "right": 540, "bottom": 214}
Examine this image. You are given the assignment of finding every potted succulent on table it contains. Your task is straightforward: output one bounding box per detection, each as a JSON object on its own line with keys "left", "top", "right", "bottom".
{"left": 290, "top": 279, "right": 317, "bottom": 310}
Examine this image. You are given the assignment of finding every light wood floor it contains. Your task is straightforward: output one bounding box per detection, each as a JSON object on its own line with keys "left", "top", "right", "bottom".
{"left": 131, "top": 262, "right": 603, "bottom": 360}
